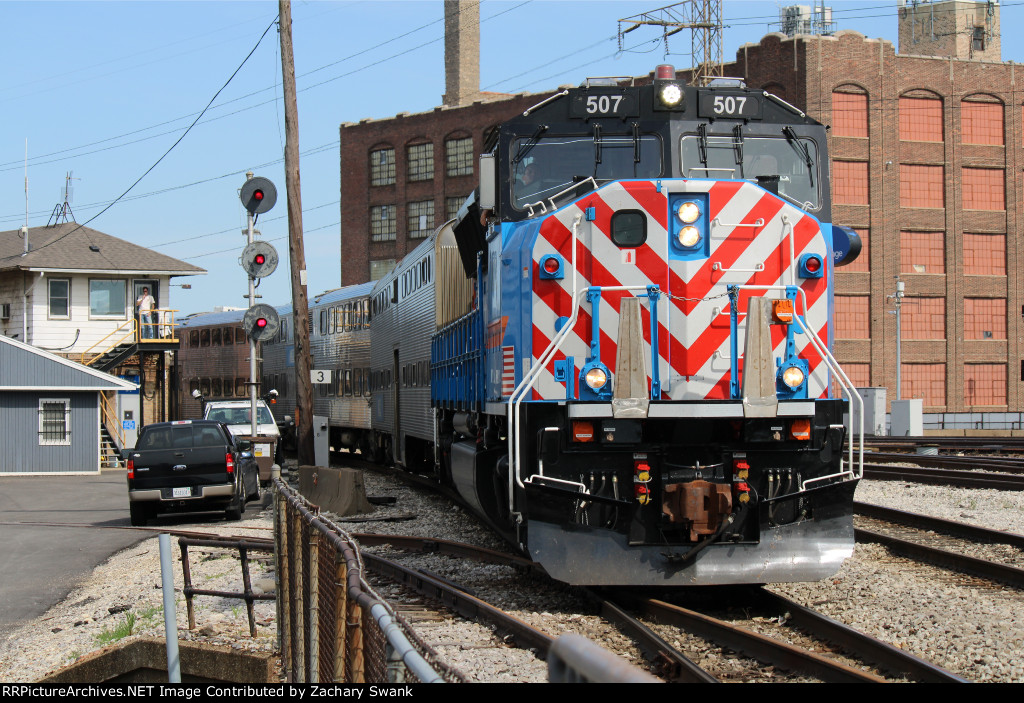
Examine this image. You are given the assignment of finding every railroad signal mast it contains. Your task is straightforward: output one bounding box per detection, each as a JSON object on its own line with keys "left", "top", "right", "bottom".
{"left": 239, "top": 172, "right": 279, "bottom": 437}
{"left": 618, "top": 1, "right": 724, "bottom": 85}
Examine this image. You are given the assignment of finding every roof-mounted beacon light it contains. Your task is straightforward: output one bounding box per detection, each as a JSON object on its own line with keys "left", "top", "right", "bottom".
{"left": 654, "top": 64, "right": 685, "bottom": 111}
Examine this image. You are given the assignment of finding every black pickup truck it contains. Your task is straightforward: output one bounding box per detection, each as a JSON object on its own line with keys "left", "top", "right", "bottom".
{"left": 125, "top": 420, "right": 260, "bottom": 526}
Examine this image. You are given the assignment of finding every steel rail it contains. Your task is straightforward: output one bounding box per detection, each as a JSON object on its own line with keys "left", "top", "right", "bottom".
{"left": 632, "top": 597, "right": 887, "bottom": 683}
{"left": 855, "top": 527, "right": 1024, "bottom": 589}
{"left": 596, "top": 598, "right": 718, "bottom": 683}
{"left": 863, "top": 464, "right": 1024, "bottom": 490}
{"left": 866, "top": 452, "right": 1024, "bottom": 474}
{"left": 855, "top": 502, "right": 1024, "bottom": 549}
{"left": 357, "top": 550, "right": 555, "bottom": 655}
{"left": 350, "top": 532, "right": 540, "bottom": 572}
{"left": 754, "top": 591, "right": 968, "bottom": 683}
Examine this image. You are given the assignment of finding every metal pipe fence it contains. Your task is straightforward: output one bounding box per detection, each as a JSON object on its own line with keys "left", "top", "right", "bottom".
{"left": 273, "top": 478, "right": 464, "bottom": 683}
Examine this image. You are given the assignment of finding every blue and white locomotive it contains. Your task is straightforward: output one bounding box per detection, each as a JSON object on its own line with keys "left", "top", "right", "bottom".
{"left": 361, "top": 65, "right": 864, "bottom": 586}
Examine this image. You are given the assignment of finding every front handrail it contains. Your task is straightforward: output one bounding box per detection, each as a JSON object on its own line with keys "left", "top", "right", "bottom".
{"left": 139, "top": 308, "right": 180, "bottom": 343}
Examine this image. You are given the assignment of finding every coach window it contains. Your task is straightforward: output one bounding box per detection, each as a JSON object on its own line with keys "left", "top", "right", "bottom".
{"left": 190, "top": 379, "right": 200, "bottom": 396}
{"left": 320, "top": 310, "right": 327, "bottom": 335}
{"left": 611, "top": 210, "right": 647, "bottom": 247}
{"left": 222, "top": 378, "right": 234, "bottom": 397}
{"left": 200, "top": 378, "right": 211, "bottom": 397}
{"left": 200, "top": 329, "right": 211, "bottom": 347}
{"left": 189, "top": 330, "right": 199, "bottom": 348}
{"left": 211, "top": 378, "right": 222, "bottom": 397}
{"left": 211, "top": 328, "right": 222, "bottom": 346}
{"left": 236, "top": 327, "right": 246, "bottom": 344}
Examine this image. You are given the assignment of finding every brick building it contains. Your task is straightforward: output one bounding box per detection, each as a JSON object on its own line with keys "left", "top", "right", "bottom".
{"left": 337, "top": 2, "right": 1021, "bottom": 415}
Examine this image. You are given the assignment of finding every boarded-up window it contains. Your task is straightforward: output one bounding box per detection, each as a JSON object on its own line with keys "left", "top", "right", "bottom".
{"left": 964, "top": 298, "right": 1006, "bottom": 340}
{"left": 842, "top": 227, "right": 869, "bottom": 273}
{"left": 834, "top": 296, "right": 870, "bottom": 339}
{"left": 903, "top": 297, "right": 945, "bottom": 339}
{"left": 900, "top": 231, "right": 945, "bottom": 274}
{"left": 832, "top": 362, "right": 870, "bottom": 397}
{"left": 961, "top": 100, "right": 1003, "bottom": 145}
{"left": 963, "top": 233, "right": 1006, "bottom": 275}
{"left": 899, "top": 97, "right": 943, "bottom": 142}
{"left": 902, "top": 364, "right": 946, "bottom": 406}
{"left": 832, "top": 91, "right": 868, "bottom": 137}
{"left": 962, "top": 168, "right": 1004, "bottom": 210}
{"left": 900, "top": 165, "right": 944, "bottom": 208}
{"left": 964, "top": 364, "right": 1006, "bottom": 406}
{"left": 832, "top": 161, "right": 869, "bottom": 205}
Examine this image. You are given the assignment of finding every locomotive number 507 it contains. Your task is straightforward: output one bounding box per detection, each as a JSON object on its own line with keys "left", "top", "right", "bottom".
{"left": 713, "top": 95, "right": 747, "bottom": 115}
{"left": 587, "top": 95, "right": 623, "bottom": 114}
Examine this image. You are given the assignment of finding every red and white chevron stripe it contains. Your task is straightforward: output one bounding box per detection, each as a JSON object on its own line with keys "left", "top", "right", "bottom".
{"left": 527, "top": 179, "right": 831, "bottom": 402}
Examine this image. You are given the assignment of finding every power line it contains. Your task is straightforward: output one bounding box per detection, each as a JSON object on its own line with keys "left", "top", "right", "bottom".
{"left": 0, "top": 16, "right": 280, "bottom": 263}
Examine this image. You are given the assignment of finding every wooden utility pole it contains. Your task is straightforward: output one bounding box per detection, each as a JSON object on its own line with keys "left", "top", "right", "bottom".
{"left": 279, "top": 0, "right": 313, "bottom": 465}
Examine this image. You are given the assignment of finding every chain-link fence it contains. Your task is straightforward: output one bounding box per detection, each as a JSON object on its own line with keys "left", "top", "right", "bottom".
{"left": 274, "top": 478, "right": 465, "bottom": 683}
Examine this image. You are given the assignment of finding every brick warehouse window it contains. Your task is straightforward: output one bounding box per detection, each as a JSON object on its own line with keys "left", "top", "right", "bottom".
{"left": 964, "top": 233, "right": 1006, "bottom": 275}
{"left": 370, "top": 205, "right": 396, "bottom": 242}
{"left": 961, "top": 99, "right": 1003, "bottom": 145}
{"left": 964, "top": 298, "right": 1006, "bottom": 340}
{"left": 902, "top": 364, "right": 946, "bottom": 407}
{"left": 902, "top": 297, "right": 945, "bottom": 339}
{"left": 446, "top": 195, "right": 467, "bottom": 222}
{"left": 962, "top": 168, "right": 1004, "bottom": 210}
{"left": 369, "top": 147, "right": 395, "bottom": 186}
{"left": 831, "top": 362, "right": 870, "bottom": 398}
{"left": 407, "top": 143, "right": 434, "bottom": 182}
{"left": 38, "top": 398, "right": 71, "bottom": 446}
{"left": 831, "top": 90, "right": 868, "bottom": 138}
{"left": 900, "top": 231, "right": 945, "bottom": 274}
{"left": 965, "top": 364, "right": 1006, "bottom": 406}
{"left": 832, "top": 161, "right": 869, "bottom": 205}
{"left": 842, "top": 227, "right": 869, "bottom": 273}
{"left": 834, "top": 295, "right": 870, "bottom": 339}
{"left": 407, "top": 200, "right": 434, "bottom": 239}
{"left": 445, "top": 136, "right": 474, "bottom": 177}
{"left": 900, "top": 165, "right": 944, "bottom": 208}
{"left": 899, "top": 96, "right": 943, "bottom": 142}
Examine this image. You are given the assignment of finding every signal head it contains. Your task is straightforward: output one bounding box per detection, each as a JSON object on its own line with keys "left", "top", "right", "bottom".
{"left": 240, "top": 176, "right": 277, "bottom": 215}
{"left": 240, "top": 241, "right": 279, "bottom": 278}
{"left": 243, "top": 304, "right": 280, "bottom": 342}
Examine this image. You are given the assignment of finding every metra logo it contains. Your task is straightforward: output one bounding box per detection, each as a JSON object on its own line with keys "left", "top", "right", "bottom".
{"left": 485, "top": 316, "right": 509, "bottom": 350}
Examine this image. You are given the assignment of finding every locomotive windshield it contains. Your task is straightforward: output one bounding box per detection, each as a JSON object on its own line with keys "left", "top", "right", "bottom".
{"left": 680, "top": 133, "right": 821, "bottom": 211}
{"left": 512, "top": 133, "right": 662, "bottom": 209}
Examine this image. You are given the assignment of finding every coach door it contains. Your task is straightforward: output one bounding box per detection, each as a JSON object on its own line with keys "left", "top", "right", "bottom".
{"left": 392, "top": 348, "right": 402, "bottom": 464}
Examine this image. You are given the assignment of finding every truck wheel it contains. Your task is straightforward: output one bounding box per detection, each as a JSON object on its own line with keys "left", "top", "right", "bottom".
{"left": 226, "top": 489, "right": 245, "bottom": 521}
{"left": 129, "top": 503, "right": 150, "bottom": 527}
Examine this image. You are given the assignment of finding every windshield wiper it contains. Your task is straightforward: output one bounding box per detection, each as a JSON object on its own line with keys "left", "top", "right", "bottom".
{"left": 783, "top": 126, "right": 814, "bottom": 187}
{"left": 513, "top": 125, "right": 548, "bottom": 165}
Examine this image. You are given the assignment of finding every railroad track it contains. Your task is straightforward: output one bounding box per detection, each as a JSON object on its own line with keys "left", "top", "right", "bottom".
{"left": 854, "top": 502, "right": 1024, "bottom": 589}
{"left": 866, "top": 451, "right": 1024, "bottom": 474}
{"left": 862, "top": 463, "right": 1024, "bottom": 490}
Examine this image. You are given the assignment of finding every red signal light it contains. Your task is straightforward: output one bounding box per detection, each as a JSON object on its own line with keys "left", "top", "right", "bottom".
{"left": 254, "top": 189, "right": 264, "bottom": 202}
{"left": 256, "top": 318, "right": 268, "bottom": 328}
{"left": 255, "top": 254, "right": 266, "bottom": 265}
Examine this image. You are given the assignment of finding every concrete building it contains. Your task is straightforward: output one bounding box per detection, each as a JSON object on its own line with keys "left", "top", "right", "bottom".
{"left": 337, "top": 1, "right": 1020, "bottom": 417}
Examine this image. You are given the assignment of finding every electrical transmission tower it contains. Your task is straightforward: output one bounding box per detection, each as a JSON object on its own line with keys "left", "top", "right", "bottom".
{"left": 618, "top": 1, "right": 723, "bottom": 85}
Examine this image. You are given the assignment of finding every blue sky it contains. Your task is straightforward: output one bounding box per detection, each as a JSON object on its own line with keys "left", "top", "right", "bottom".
{"left": 2, "top": 0, "right": 1019, "bottom": 316}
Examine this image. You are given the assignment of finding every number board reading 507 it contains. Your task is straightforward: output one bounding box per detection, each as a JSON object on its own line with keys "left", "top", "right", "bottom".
{"left": 698, "top": 92, "right": 763, "bottom": 119}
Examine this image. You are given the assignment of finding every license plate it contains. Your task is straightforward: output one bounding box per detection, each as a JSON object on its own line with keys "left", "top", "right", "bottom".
{"left": 255, "top": 444, "right": 270, "bottom": 457}
{"left": 172, "top": 487, "right": 192, "bottom": 498}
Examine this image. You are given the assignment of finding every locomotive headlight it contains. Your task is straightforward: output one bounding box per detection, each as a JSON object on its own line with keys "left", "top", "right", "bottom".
{"left": 585, "top": 367, "right": 608, "bottom": 390}
{"left": 678, "top": 226, "right": 701, "bottom": 248}
{"left": 659, "top": 83, "right": 683, "bottom": 107}
{"left": 781, "top": 365, "right": 805, "bottom": 389}
{"left": 676, "top": 201, "right": 701, "bottom": 224}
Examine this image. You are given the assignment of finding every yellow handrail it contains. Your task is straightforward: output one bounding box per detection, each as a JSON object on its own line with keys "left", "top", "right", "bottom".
{"left": 100, "top": 390, "right": 125, "bottom": 450}
{"left": 80, "top": 318, "right": 138, "bottom": 366}
{"left": 139, "top": 308, "right": 180, "bottom": 343}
